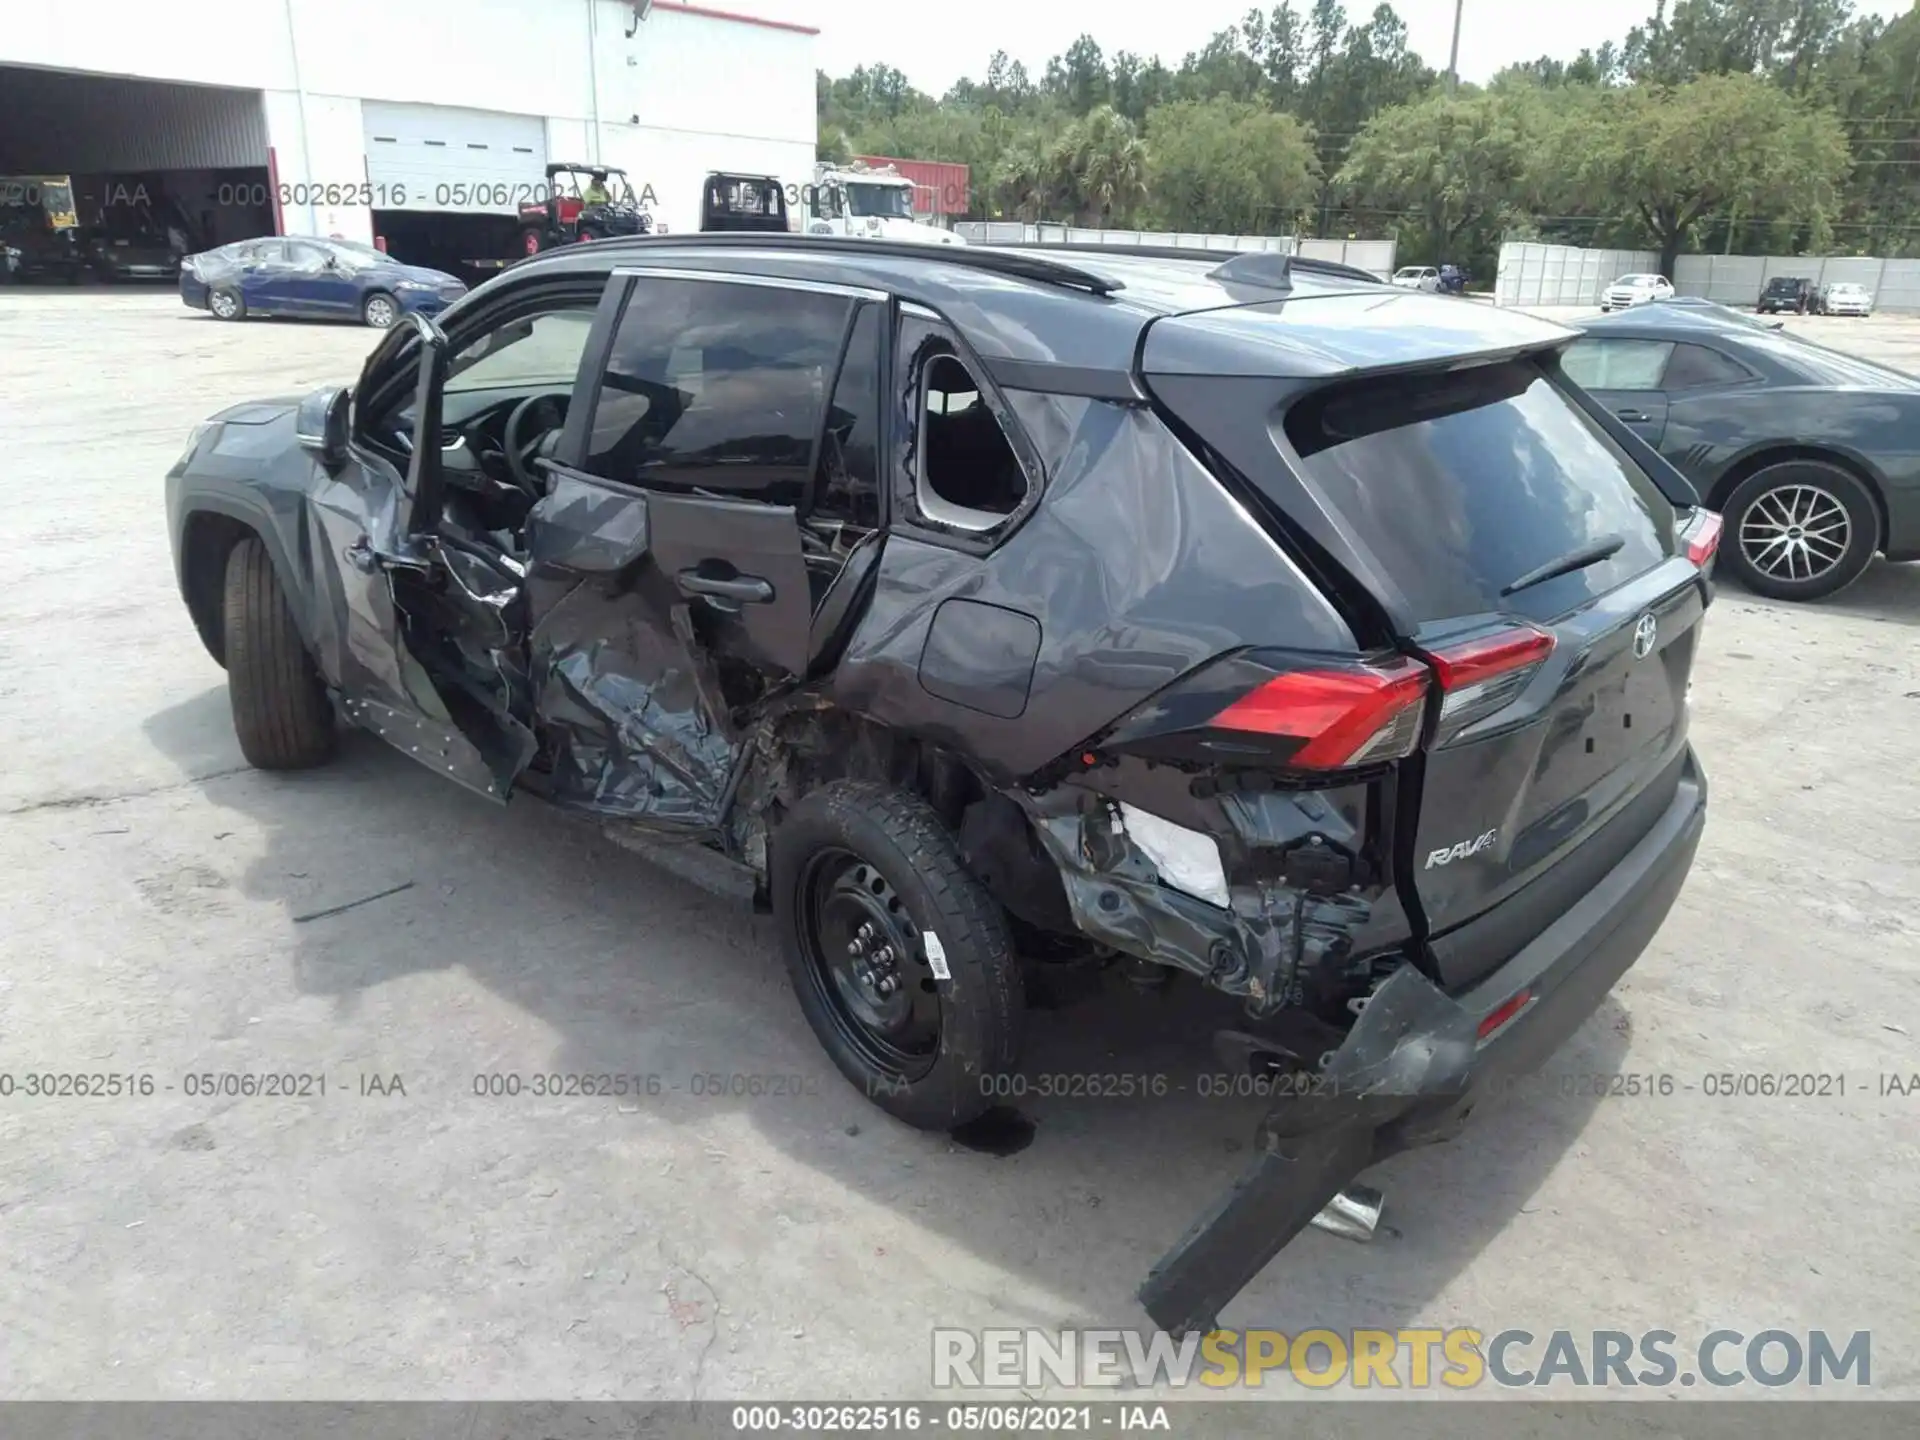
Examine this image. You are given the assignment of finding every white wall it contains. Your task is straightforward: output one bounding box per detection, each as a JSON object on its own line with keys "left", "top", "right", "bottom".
{"left": 1495, "top": 242, "right": 1660, "bottom": 307}
{"left": 1673, "top": 253, "right": 1920, "bottom": 313}
{"left": 1496, "top": 240, "right": 1920, "bottom": 312}
{"left": 5, "top": 0, "right": 816, "bottom": 239}
{"left": 3, "top": 0, "right": 296, "bottom": 89}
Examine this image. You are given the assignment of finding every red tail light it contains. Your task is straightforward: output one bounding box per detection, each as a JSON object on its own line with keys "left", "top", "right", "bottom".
{"left": 1427, "top": 624, "right": 1555, "bottom": 740}
{"left": 1681, "top": 509, "right": 1723, "bottom": 568}
{"left": 1209, "top": 658, "right": 1430, "bottom": 769}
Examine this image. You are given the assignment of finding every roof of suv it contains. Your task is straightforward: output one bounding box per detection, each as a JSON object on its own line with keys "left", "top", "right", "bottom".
{"left": 504, "top": 234, "right": 1576, "bottom": 381}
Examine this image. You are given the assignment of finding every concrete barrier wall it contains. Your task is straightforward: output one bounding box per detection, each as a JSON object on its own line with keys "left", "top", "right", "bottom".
{"left": 1495, "top": 242, "right": 1660, "bottom": 307}
{"left": 953, "top": 222, "right": 1397, "bottom": 279}
{"left": 1496, "top": 240, "right": 1920, "bottom": 312}
{"left": 1673, "top": 253, "right": 1920, "bottom": 313}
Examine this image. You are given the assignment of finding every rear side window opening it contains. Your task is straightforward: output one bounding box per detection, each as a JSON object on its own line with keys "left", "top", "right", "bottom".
{"left": 1282, "top": 356, "right": 1674, "bottom": 625}
{"left": 915, "top": 351, "right": 1029, "bottom": 532}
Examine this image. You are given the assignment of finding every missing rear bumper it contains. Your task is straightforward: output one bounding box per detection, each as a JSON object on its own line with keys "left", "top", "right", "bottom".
{"left": 1137, "top": 753, "right": 1706, "bottom": 1335}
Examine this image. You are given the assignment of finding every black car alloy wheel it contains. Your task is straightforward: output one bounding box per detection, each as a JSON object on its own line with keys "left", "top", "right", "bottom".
{"left": 797, "top": 847, "right": 942, "bottom": 1081}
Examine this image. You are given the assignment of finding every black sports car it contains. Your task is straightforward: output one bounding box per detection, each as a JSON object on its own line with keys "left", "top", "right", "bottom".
{"left": 1565, "top": 304, "right": 1920, "bottom": 599}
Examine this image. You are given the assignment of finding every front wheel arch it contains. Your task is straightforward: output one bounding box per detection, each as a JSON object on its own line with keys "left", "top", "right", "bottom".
{"left": 180, "top": 510, "right": 258, "bottom": 667}
{"left": 178, "top": 503, "right": 316, "bottom": 669}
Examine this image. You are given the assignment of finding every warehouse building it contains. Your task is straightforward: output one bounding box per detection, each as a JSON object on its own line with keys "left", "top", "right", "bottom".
{"left": 0, "top": 0, "right": 818, "bottom": 267}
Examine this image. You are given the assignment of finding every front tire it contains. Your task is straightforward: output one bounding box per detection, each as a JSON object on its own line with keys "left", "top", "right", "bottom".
{"left": 1722, "top": 461, "right": 1879, "bottom": 601}
{"left": 222, "top": 536, "right": 336, "bottom": 769}
{"left": 518, "top": 226, "right": 544, "bottom": 257}
{"left": 361, "top": 291, "right": 398, "bottom": 329}
{"left": 772, "top": 781, "right": 1023, "bottom": 1130}
{"left": 208, "top": 285, "right": 244, "bottom": 321}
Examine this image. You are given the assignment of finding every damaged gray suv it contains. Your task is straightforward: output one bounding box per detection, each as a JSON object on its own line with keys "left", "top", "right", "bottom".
{"left": 167, "top": 235, "right": 1718, "bottom": 1333}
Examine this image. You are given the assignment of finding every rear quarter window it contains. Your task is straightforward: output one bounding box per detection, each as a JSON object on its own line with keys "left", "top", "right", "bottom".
{"left": 1282, "top": 357, "right": 1674, "bottom": 625}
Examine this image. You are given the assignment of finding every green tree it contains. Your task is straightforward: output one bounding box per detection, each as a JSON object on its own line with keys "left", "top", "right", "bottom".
{"left": 1143, "top": 98, "right": 1320, "bottom": 232}
{"left": 1056, "top": 106, "right": 1150, "bottom": 224}
{"left": 1555, "top": 70, "right": 1853, "bottom": 272}
{"left": 1336, "top": 85, "right": 1554, "bottom": 260}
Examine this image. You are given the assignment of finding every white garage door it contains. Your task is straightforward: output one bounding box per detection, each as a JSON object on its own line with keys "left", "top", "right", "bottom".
{"left": 361, "top": 102, "right": 547, "bottom": 214}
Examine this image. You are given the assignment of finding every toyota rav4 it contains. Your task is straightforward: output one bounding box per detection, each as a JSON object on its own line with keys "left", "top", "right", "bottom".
{"left": 166, "top": 235, "right": 1717, "bottom": 1334}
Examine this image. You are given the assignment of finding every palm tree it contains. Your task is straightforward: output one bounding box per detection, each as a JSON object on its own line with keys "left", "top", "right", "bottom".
{"left": 991, "top": 140, "right": 1053, "bottom": 221}
{"left": 1061, "top": 106, "right": 1149, "bottom": 226}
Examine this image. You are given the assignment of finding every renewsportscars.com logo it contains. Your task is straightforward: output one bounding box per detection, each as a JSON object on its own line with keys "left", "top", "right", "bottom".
{"left": 931, "top": 1327, "right": 1872, "bottom": 1391}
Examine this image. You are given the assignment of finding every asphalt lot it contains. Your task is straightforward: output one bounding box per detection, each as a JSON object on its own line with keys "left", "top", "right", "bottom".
{"left": 2, "top": 288, "right": 1917, "bottom": 1403}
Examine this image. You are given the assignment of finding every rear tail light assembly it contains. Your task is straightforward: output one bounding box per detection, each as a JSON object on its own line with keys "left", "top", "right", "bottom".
{"left": 1680, "top": 508, "right": 1723, "bottom": 569}
{"left": 1424, "top": 624, "right": 1556, "bottom": 744}
{"left": 1208, "top": 658, "right": 1430, "bottom": 768}
{"left": 1104, "top": 624, "right": 1557, "bottom": 775}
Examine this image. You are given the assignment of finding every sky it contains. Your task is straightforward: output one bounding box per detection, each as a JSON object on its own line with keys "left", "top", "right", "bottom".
{"left": 734, "top": 0, "right": 1916, "bottom": 93}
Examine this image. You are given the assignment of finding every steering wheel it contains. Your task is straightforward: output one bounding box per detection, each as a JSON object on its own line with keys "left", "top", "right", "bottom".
{"left": 502, "top": 393, "right": 568, "bottom": 494}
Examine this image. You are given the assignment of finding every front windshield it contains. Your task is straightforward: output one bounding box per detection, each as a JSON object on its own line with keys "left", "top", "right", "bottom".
{"left": 446, "top": 310, "right": 597, "bottom": 393}
{"left": 563, "top": 171, "right": 632, "bottom": 202}
{"left": 844, "top": 182, "right": 914, "bottom": 219}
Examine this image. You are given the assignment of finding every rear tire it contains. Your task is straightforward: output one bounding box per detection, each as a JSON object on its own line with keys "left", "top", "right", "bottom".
{"left": 772, "top": 781, "right": 1022, "bottom": 1131}
{"left": 1721, "top": 460, "right": 1879, "bottom": 602}
{"left": 518, "top": 226, "right": 544, "bottom": 257}
{"left": 222, "top": 536, "right": 336, "bottom": 769}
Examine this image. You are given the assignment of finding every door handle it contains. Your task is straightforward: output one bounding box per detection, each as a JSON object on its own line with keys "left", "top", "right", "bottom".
{"left": 1615, "top": 408, "right": 1650, "bottom": 423}
{"left": 677, "top": 569, "right": 773, "bottom": 604}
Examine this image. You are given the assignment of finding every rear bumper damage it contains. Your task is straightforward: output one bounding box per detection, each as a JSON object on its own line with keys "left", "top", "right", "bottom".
{"left": 1135, "top": 747, "right": 1707, "bottom": 1335}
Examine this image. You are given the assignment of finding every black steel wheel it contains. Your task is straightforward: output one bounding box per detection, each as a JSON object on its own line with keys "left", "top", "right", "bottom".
{"left": 798, "top": 848, "right": 943, "bottom": 1081}
{"left": 772, "top": 781, "right": 1022, "bottom": 1130}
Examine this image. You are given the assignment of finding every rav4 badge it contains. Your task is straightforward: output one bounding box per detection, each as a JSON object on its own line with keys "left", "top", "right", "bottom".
{"left": 1426, "top": 829, "right": 1499, "bottom": 868}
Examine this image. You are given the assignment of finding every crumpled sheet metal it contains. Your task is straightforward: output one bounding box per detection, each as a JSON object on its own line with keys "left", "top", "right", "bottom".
{"left": 1024, "top": 798, "right": 1371, "bottom": 1015}
{"left": 529, "top": 586, "right": 736, "bottom": 827}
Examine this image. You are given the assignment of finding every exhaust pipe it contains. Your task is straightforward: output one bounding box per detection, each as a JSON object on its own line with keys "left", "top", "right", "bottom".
{"left": 1310, "top": 1183, "right": 1383, "bottom": 1243}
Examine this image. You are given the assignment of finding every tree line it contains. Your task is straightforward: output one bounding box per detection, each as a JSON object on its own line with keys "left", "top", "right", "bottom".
{"left": 817, "top": 0, "right": 1920, "bottom": 275}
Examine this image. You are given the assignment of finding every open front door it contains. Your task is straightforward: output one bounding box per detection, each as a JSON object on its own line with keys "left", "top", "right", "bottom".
{"left": 313, "top": 312, "right": 536, "bottom": 801}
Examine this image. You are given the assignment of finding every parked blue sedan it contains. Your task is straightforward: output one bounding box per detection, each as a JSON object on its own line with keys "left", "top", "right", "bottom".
{"left": 179, "top": 236, "right": 466, "bottom": 328}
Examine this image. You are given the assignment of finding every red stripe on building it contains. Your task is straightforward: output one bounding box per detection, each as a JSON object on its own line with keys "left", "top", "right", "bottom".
{"left": 651, "top": 2, "right": 820, "bottom": 35}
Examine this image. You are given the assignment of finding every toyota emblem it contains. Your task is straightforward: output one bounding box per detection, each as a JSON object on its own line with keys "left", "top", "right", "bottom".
{"left": 1632, "top": 613, "right": 1658, "bottom": 659}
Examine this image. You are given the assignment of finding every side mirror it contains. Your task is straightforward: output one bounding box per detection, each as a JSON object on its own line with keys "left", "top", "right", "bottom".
{"left": 295, "top": 387, "right": 349, "bottom": 468}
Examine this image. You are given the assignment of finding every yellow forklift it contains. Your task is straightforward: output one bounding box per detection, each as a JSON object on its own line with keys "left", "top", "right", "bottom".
{"left": 0, "top": 175, "right": 85, "bottom": 283}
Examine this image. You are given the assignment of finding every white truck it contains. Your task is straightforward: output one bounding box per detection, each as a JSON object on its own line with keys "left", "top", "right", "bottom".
{"left": 803, "top": 161, "right": 964, "bottom": 245}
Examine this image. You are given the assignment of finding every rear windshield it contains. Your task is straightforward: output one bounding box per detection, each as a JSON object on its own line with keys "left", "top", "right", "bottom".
{"left": 1283, "top": 357, "right": 1673, "bottom": 624}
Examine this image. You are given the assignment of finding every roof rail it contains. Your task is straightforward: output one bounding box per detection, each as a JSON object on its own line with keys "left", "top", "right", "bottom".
{"left": 569, "top": 232, "right": 1126, "bottom": 295}
{"left": 996, "top": 240, "right": 1385, "bottom": 288}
